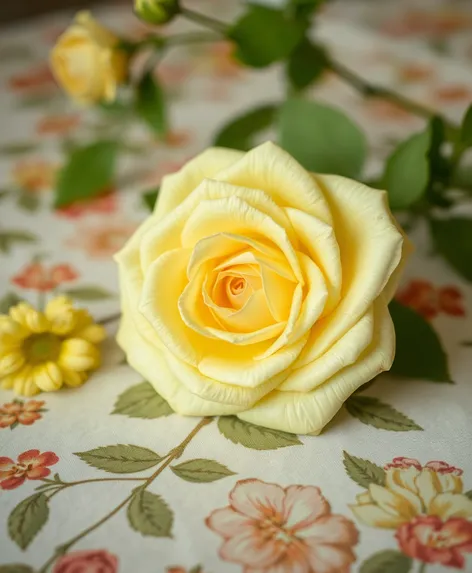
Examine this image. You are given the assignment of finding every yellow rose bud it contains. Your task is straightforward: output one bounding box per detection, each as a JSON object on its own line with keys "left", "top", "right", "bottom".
{"left": 134, "top": 0, "right": 179, "bottom": 25}
{"left": 50, "top": 12, "right": 128, "bottom": 105}
{"left": 116, "top": 142, "right": 412, "bottom": 435}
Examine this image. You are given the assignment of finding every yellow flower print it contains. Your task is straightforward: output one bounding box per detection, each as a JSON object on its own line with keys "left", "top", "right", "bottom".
{"left": 350, "top": 457, "right": 472, "bottom": 528}
{"left": 0, "top": 297, "right": 106, "bottom": 396}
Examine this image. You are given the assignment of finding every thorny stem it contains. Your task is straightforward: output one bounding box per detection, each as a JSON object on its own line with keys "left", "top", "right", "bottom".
{"left": 37, "top": 417, "right": 213, "bottom": 573}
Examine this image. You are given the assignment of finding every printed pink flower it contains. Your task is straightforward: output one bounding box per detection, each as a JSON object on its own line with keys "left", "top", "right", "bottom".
{"left": 36, "top": 114, "right": 81, "bottom": 136}
{"left": 0, "top": 449, "right": 59, "bottom": 490}
{"left": 53, "top": 549, "right": 118, "bottom": 573}
{"left": 384, "top": 457, "right": 422, "bottom": 471}
{"left": 0, "top": 400, "right": 46, "bottom": 429}
{"left": 206, "top": 478, "right": 359, "bottom": 573}
{"left": 12, "top": 262, "right": 79, "bottom": 292}
{"left": 396, "top": 516, "right": 472, "bottom": 569}
{"left": 8, "top": 64, "right": 56, "bottom": 93}
{"left": 56, "top": 191, "right": 117, "bottom": 219}
{"left": 396, "top": 279, "right": 466, "bottom": 319}
{"left": 425, "top": 461, "right": 463, "bottom": 476}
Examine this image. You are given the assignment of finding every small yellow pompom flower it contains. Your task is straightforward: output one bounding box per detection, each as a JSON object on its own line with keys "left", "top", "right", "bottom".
{"left": 0, "top": 297, "right": 106, "bottom": 397}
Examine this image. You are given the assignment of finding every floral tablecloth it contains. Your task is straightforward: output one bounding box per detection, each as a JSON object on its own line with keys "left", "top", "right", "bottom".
{"left": 1, "top": 1, "right": 472, "bottom": 572}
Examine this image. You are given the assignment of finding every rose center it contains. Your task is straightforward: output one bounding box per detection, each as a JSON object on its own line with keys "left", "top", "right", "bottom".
{"left": 426, "top": 529, "right": 455, "bottom": 549}
{"left": 24, "top": 333, "right": 61, "bottom": 364}
{"left": 228, "top": 276, "right": 246, "bottom": 295}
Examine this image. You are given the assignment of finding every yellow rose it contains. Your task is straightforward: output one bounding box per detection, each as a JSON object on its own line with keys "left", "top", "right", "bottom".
{"left": 350, "top": 459, "right": 472, "bottom": 528}
{"left": 116, "top": 142, "right": 410, "bottom": 435}
{"left": 50, "top": 12, "right": 128, "bottom": 105}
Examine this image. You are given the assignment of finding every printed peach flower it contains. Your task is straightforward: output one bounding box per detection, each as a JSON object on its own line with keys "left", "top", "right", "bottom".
{"left": 56, "top": 191, "right": 117, "bottom": 219}
{"left": 396, "top": 280, "right": 466, "bottom": 319}
{"left": 0, "top": 449, "right": 59, "bottom": 490}
{"left": 167, "top": 567, "right": 203, "bottom": 573}
{"left": 0, "top": 400, "right": 46, "bottom": 429}
{"left": 396, "top": 516, "right": 472, "bottom": 569}
{"left": 382, "top": 10, "right": 472, "bottom": 38}
{"left": 53, "top": 549, "right": 118, "bottom": 573}
{"left": 434, "top": 85, "right": 472, "bottom": 104}
{"left": 11, "top": 159, "right": 57, "bottom": 193}
{"left": 206, "top": 478, "right": 359, "bottom": 573}
{"left": 12, "top": 263, "right": 79, "bottom": 292}
{"left": 0, "top": 297, "right": 106, "bottom": 396}
{"left": 350, "top": 458, "right": 472, "bottom": 529}
{"left": 36, "top": 114, "right": 81, "bottom": 136}
{"left": 364, "top": 98, "right": 416, "bottom": 123}
{"left": 398, "top": 63, "right": 434, "bottom": 84}
{"left": 164, "top": 130, "right": 192, "bottom": 148}
{"left": 8, "top": 64, "right": 56, "bottom": 93}
{"left": 199, "top": 42, "right": 242, "bottom": 79}
{"left": 68, "top": 221, "right": 138, "bottom": 258}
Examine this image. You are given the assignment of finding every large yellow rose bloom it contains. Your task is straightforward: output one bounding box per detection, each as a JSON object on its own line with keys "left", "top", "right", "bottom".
{"left": 116, "top": 142, "right": 410, "bottom": 435}
{"left": 50, "top": 12, "right": 128, "bottom": 105}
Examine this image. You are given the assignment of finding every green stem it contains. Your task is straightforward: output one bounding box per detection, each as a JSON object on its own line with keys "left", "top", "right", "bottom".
{"left": 180, "top": 6, "right": 228, "bottom": 34}
{"left": 37, "top": 417, "right": 213, "bottom": 573}
{"left": 417, "top": 562, "right": 427, "bottom": 573}
{"left": 164, "top": 31, "right": 222, "bottom": 47}
{"left": 43, "top": 477, "right": 148, "bottom": 499}
{"left": 328, "top": 58, "right": 458, "bottom": 130}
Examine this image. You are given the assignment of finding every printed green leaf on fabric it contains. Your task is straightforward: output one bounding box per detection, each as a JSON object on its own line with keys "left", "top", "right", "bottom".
{"left": 389, "top": 300, "right": 450, "bottom": 382}
{"left": 0, "top": 230, "right": 37, "bottom": 254}
{"left": 214, "top": 105, "right": 277, "bottom": 151}
{"left": 62, "top": 286, "right": 114, "bottom": 301}
{"left": 8, "top": 493, "right": 49, "bottom": 550}
{"left": 218, "top": 416, "right": 302, "bottom": 450}
{"left": 136, "top": 72, "right": 167, "bottom": 137}
{"left": 279, "top": 99, "right": 366, "bottom": 177}
{"left": 460, "top": 104, "right": 472, "bottom": 147}
{"left": 345, "top": 396, "right": 423, "bottom": 431}
{"left": 0, "top": 566, "right": 35, "bottom": 573}
{"left": 360, "top": 550, "right": 413, "bottom": 573}
{"left": 75, "top": 445, "right": 161, "bottom": 473}
{"left": 171, "top": 459, "right": 236, "bottom": 483}
{"left": 229, "top": 5, "right": 304, "bottom": 68}
{"left": 55, "top": 140, "right": 118, "bottom": 207}
{"left": 127, "top": 488, "right": 173, "bottom": 537}
{"left": 17, "top": 192, "right": 40, "bottom": 212}
{"left": 343, "top": 451, "right": 386, "bottom": 488}
{"left": 112, "top": 381, "right": 173, "bottom": 419}
{"left": 0, "top": 292, "right": 22, "bottom": 314}
{"left": 430, "top": 217, "right": 472, "bottom": 282}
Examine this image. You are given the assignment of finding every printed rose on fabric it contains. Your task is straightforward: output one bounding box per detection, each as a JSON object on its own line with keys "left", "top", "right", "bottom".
{"left": 167, "top": 567, "right": 203, "bottom": 573}
{"left": 0, "top": 400, "right": 46, "bottom": 429}
{"left": 56, "top": 191, "right": 117, "bottom": 219}
{"left": 12, "top": 263, "right": 79, "bottom": 292}
{"left": 11, "top": 159, "right": 57, "bottom": 193}
{"left": 36, "top": 114, "right": 81, "bottom": 136}
{"left": 206, "top": 478, "right": 359, "bottom": 573}
{"left": 350, "top": 458, "right": 472, "bottom": 529}
{"left": 68, "top": 221, "right": 138, "bottom": 258}
{"left": 396, "top": 279, "right": 466, "bottom": 319}
{"left": 116, "top": 142, "right": 410, "bottom": 435}
{"left": 8, "top": 64, "right": 56, "bottom": 93}
{"left": 396, "top": 516, "right": 472, "bottom": 569}
{"left": 53, "top": 549, "right": 118, "bottom": 573}
{"left": 0, "top": 449, "right": 59, "bottom": 490}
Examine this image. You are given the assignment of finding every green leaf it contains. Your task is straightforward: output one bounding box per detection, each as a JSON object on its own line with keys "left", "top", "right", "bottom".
{"left": 360, "top": 550, "right": 412, "bottom": 573}
{"left": 0, "top": 142, "right": 38, "bottom": 155}
{"left": 345, "top": 396, "right": 423, "bottom": 431}
{"left": 75, "top": 444, "right": 161, "bottom": 473}
{"left": 389, "top": 299, "right": 450, "bottom": 382}
{"left": 0, "top": 189, "right": 9, "bottom": 201}
{"left": 0, "top": 230, "right": 37, "bottom": 254}
{"left": 136, "top": 72, "right": 167, "bottom": 137}
{"left": 218, "top": 416, "right": 302, "bottom": 450}
{"left": 0, "top": 292, "right": 22, "bottom": 314}
{"left": 229, "top": 5, "right": 304, "bottom": 68}
{"left": 55, "top": 140, "right": 118, "bottom": 207}
{"left": 142, "top": 187, "right": 160, "bottom": 212}
{"left": 0, "top": 566, "right": 34, "bottom": 573}
{"left": 430, "top": 217, "right": 472, "bottom": 282}
{"left": 8, "top": 493, "right": 49, "bottom": 550}
{"left": 287, "top": 38, "right": 327, "bottom": 90}
{"left": 62, "top": 285, "right": 114, "bottom": 301}
{"left": 17, "top": 191, "right": 40, "bottom": 212}
{"left": 464, "top": 490, "right": 472, "bottom": 500}
{"left": 127, "top": 488, "right": 173, "bottom": 537}
{"left": 278, "top": 99, "right": 367, "bottom": 177}
{"left": 383, "top": 127, "right": 431, "bottom": 210}
{"left": 343, "top": 451, "right": 385, "bottom": 488}
{"left": 460, "top": 104, "right": 472, "bottom": 146}
{"left": 112, "top": 381, "right": 173, "bottom": 419}
{"left": 214, "top": 105, "right": 277, "bottom": 151}
{"left": 171, "top": 459, "right": 236, "bottom": 483}
{"left": 288, "top": 0, "right": 325, "bottom": 19}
